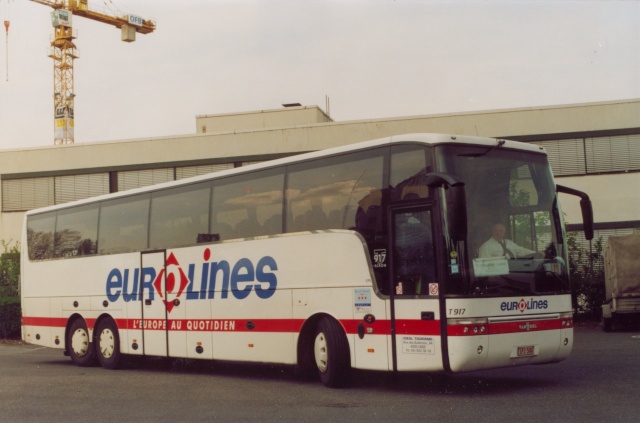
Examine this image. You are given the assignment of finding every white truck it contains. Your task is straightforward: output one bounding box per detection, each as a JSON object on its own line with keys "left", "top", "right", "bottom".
{"left": 602, "top": 233, "right": 640, "bottom": 331}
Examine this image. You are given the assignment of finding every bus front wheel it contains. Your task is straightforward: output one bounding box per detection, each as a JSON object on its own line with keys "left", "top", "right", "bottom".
{"left": 66, "top": 318, "right": 96, "bottom": 367}
{"left": 313, "top": 317, "right": 350, "bottom": 388}
{"left": 95, "top": 318, "right": 121, "bottom": 370}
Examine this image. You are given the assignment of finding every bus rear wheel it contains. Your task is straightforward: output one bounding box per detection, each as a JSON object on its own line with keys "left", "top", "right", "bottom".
{"left": 66, "top": 318, "right": 96, "bottom": 367}
{"left": 313, "top": 317, "right": 350, "bottom": 388}
{"left": 95, "top": 318, "right": 121, "bottom": 370}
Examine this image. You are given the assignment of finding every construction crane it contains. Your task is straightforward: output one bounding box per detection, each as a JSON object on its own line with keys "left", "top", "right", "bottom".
{"left": 29, "top": 0, "right": 155, "bottom": 145}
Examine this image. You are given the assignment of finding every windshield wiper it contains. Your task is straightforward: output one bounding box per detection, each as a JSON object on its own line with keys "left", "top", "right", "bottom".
{"left": 458, "top": 139, "right": 506, "bottom": 158}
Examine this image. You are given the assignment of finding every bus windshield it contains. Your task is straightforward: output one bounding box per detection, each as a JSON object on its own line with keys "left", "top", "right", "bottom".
{"left": 436, "top": 143, "right": 568, "bottom": 297}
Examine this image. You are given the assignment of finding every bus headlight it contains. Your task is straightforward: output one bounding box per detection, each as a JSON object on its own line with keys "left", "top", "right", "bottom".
{"left": 559, "top": 312, "right": 573, "bottom": 328}
{"left": 449, "top": 318, "right": 489, "bottom": 336}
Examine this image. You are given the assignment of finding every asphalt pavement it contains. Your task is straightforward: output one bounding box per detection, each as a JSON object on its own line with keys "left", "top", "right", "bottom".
{"left": 1, "top": 323, "right": 639, "bottom": 423}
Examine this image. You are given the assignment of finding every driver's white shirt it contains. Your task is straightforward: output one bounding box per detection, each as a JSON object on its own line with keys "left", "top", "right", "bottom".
{"left": 478, "top": 238, "right": 535, "bottom": 259}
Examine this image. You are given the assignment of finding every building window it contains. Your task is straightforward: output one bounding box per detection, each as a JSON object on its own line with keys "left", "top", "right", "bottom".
{"left": 585, "top": 134, "right": 640, "bottom": 173}
{"left": 176, "top": 163, "right": 233, "bottom": 180}
{"left": 532, "top": 134, "right": 640, "bottom": 176}
{"left": 54, "top": 173, "right": 109, "bottom": 204}
{"left": 2, "top": 177, "right": 54, "bottom": 212}
{"left": 117, "top": 168, "right": 174, "bottom": 192}
{"left": 2, "top": 173, "right": 109, "bottom": 212}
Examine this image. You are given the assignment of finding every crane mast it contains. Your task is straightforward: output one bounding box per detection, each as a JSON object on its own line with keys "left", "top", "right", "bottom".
{"left": 29, "top": 0, "right": 155, "bottom": 145}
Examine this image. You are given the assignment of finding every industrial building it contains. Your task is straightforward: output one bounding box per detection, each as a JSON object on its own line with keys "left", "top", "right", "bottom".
{"left": 1, "top": 98, "right": 639, "bottom": 248}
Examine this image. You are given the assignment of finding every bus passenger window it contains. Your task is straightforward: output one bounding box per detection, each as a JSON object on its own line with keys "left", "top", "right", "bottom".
{"left": 98, "top": 195, "right": 150, "bottom": 255}
{"left": 149, "top": 182, "right": 211, "bottom": 249}
{"left": 211, "top": 169, "right": 284, "bottom": 240}
{"left": 26, "top": 212, "right": 56, "bottom": 261}
{"left": 286, "top": 150, "right": 385, "bottom": 232}
{"left": 390, "top": 145, "right": 431, "bottom": 202}
{"left": 54, "top": 204, "right": 99, "bottom": 258}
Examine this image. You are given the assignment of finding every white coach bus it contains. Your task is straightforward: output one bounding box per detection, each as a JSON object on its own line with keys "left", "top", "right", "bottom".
{"left": 21, "top": 133, "right": 593, "bottom": 387}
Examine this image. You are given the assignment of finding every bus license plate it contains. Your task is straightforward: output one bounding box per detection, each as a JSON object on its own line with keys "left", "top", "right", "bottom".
{"left": 517, "top": 345, "right": 536, "bottom": 357}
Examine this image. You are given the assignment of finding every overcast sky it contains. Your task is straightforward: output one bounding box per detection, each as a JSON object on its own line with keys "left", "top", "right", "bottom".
{"left": 0, "top": 0, "right": 638, "bottom": 150}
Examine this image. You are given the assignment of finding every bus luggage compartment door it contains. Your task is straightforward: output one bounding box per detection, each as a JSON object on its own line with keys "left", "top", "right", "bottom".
{"left": 140, "top": 251, "right": 169, "bottom": 357}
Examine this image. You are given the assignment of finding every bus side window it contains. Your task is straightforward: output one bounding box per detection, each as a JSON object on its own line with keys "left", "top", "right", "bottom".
{"left": 54, "top": 204, "right": 99, "bottom": 258}
{"left": 149, "top": 182, "right": 211, "bottom": 249}
{"left": 390, "top": 145, "right": 431, "bottom": 202}
{"left": 285, "top": 150, "right": 385, "bottom": 232}
{"left": 26, "top": 212, "right": 56, "bottom": 261}
{"left": 211, "top": 169, "right": 284, "bottom": 240}
{"left": 98, "top": 195, "right": 150, "bottom": 255}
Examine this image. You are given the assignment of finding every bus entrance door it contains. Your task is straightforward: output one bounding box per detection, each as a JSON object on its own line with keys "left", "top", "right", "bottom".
{"left": 140, "top": 251, "right": 168, "bottom": 357}
{"left": 388, "top": 206, "right": 444, "bottom": 372}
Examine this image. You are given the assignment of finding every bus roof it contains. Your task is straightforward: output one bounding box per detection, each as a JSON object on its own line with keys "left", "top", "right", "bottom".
{"left": 25, "top": 133, "right": 546, "bottom": 216}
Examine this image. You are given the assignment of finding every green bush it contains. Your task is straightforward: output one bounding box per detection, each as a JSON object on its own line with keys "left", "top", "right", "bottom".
{"left": 0, "top": 241, "right": 21, "bottom": 339}
{"left": 0, "top": 240, "right": 20, "bottom": 298}
{"left": 0, "top": 297, "right": 21, "bottom": 339}
{"left": 568, "top": 233, "right": 605, "bottom": 319}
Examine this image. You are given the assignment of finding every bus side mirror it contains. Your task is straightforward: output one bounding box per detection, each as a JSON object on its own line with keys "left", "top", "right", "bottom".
{"left": 556, "top": 184, "right": 594, "bottom": 241}
{"left": 580, "top": 198, "right": 594, "bottom": 241}
{"left": 426, "top": 173, "right": 467, "bottom": 242}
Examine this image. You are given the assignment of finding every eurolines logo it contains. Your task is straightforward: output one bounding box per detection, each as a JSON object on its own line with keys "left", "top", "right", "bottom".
{"left": 500, "top": 298, "right": 549, "bottom": 313}
{"left": 105, "top": 248, "right": 278, "bottom": 312}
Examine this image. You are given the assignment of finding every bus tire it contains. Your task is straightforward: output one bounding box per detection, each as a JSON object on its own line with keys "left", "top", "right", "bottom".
{"left": 313, "top": 317, "right": 350, "bottom": 388}
{"left": 66, "top": 318, "right": 96, "bottom": 367}
{"left": 95, "top": 318, "right": 121, "bottom": 370}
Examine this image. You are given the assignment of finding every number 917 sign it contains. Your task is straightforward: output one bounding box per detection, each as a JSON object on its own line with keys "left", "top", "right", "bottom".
{"left": 373, "top": 249, "right": 387, "bottom": 268}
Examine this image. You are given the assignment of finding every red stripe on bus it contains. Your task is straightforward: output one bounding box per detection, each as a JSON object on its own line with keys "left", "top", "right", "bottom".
{"left": 116, "top": 318, "right": 307, "bottom": 332}
{"left": 340, "top": 319, "right": 440, "bottom": 336}
{"left": 22, "top": 316, "right": 97, "bottom": 329}
{"left": 22, "top": 316, "right": 68, "bottom": 328}
{"left": 25, "top": 314, "right": 569, "bottom": 337}
{"left": 393, "top": 319, "right": 441, "bottom": 335}
{"left": 23, "top": 315, "right": 442, "bottom": 336}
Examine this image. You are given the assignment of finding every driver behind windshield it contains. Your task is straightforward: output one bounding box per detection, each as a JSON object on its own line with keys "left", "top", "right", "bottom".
{"left": 478, "top": 223, "right": 535, "bottom": 259}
